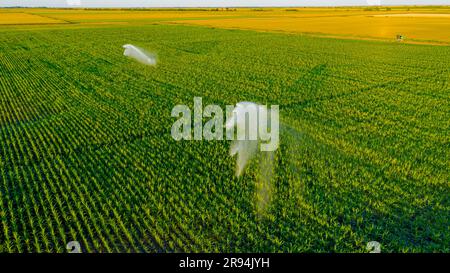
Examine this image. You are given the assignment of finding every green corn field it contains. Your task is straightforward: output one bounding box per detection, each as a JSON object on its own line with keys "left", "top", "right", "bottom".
{"left": 0, "top": 20, "right": 449, "bottom": 253}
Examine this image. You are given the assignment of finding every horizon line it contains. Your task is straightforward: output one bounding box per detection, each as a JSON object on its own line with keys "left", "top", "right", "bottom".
{"left": 2, "top": 4, "right": 450, "bottom": 8}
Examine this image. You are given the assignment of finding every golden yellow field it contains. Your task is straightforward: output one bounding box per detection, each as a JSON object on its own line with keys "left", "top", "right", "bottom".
{"left": 172, "top": 14, "right": 450, "bottom": 44}
{"left": 29, "top": 10, "right": 240, "bottom": 22}
{"left": 0, "top": 12, "right": 66, "bottom": 24}
{"left": 1, "top": 7, "right": 450, "bottom": 44}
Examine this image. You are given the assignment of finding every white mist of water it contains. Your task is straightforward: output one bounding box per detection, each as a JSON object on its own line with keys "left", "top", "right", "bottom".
{"left": 229, "top": 139, "right": 259, "bottom": 177}
{"left": 123, "top": 44, "right": 157, "bottom": 66}
{"left": 226, "top": 102, "right": 277, "bottom": 217}
{"left": 226, "top": 102, "right": 264, "bottom": 177}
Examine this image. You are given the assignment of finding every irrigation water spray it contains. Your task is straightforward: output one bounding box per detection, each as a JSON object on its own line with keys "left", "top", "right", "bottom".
{"left": 226, "top": 102, "right": 278, "bottom": 177}
{"left": 171, "top": 99, "right": 280, "bottom": 217}
{"left": 226, "top": 102, "right": 278, "bottom": 216}
{"left": 123, "top": 44, "right": 157, "bottom": 66}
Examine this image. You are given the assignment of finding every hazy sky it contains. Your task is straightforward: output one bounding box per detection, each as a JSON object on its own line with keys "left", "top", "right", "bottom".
{"left": 2, "top": 0, "right": 450, "bottom": 7}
